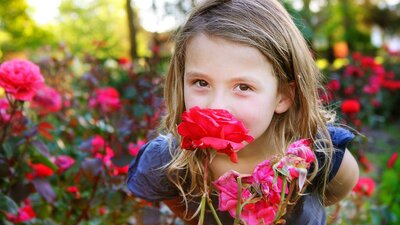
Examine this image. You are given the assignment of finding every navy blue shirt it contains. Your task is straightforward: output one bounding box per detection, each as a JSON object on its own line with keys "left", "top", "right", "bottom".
{"left": 127, "top": 126, "right": 355, "bottom": 224}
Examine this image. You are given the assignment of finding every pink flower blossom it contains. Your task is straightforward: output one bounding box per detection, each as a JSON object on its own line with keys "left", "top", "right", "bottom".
{"left": 5, "top": 200, "right": 36, "bottom": 223}
{"left": 0, "top": 59, "right": 45, "bottom": 101}
{"left": 30, "top": 86, "right": 62, "bottom": 115}
{"left": 0, "top": 98, "right": 10, "bottom": 122}
{"left": 286, "top": 139, "right": 315, "bottom": 164}
{"left": 212, "top": 171, "right": 252, "bottom": 217}
{"left": 89, "top": 87, "right": 121, "bottom": 113}
{"left": 91, "top": 135, "right": 115, "bottom": 166}
{"left": 54, "top": 155, "right": 75, "bottom": 173}
{"left": 128, "top": 139, "right": 146, "bottom": 156}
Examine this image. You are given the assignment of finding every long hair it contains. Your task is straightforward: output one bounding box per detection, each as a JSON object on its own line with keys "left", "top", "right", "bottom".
{"left": 160, "top": 0, "right": 335, "bottom": 218}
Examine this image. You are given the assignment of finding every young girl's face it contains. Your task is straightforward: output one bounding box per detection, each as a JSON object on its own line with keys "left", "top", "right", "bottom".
{"left": 183, "top": 34, "right": 290, "bottom": 142}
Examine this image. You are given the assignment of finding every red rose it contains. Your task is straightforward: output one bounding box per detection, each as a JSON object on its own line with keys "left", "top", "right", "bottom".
{"left": 177, "top": 106, "right": 254, "bottom": 163}
{"left": 0, "top": 59, "right": 45, "bottom": 101}
{"left": 341, "top": 99, "right": 361, "bottom": 114}
{"left": 26, "top": 163, "right": 55, "bottom": 180}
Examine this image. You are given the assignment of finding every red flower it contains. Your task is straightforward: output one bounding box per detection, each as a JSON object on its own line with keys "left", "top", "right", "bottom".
{"left": 26, "top": 163, "right": 55, "bottom": 180}
{"left": 89, "top": 87, "right": 121, "bottom": 113}
{"left": 353, "top": 177, "right": 375, "bottom": 197}
{"left": 341, "top": 99, "right": 361, "bottom": 114}
{"left": 30, "top": 86, "right": 62, "bottom": 115}
{"left": 118, "top": 57, "right": 130, "bottom": 65}
{"left": 177, "top": 106, "right": 254, "bottom": 163}
{"left": 66, "top": 186, "right": 81, "bottom": 199}
{"left": 0, "top": 59, "right": 45, "bottom": 101}
{"left": 388, "top": 152, "right": 398, "bottom": 169}
{"left": 359, "top": 154, "right": 373, "bottom": 172}
{"left": 98, "top": 207, "right": 107, "bottom": 215}
{"left": 326, "top": 80, "right": 340, "bottom": 91}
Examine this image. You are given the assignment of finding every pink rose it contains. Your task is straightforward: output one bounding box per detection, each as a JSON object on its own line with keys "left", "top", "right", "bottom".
{"left": 89, "top": 87, "right": 121, "bottom": 113}
{"left": 128, "top": 139, "right": 146, "bottom": 156}
{"left": 30, "top": 86, "right": 62, "bottom": 115}
{"left": 54, "top": 155, "right": 75, "bottom": 173}
{"left": 0, "top": 59, "right": 45, "bottom": 101}
{"left": 177, "top": 106, "right": 254, "bottom": 163}
{"left": 212, "top": 170, "right": 252, "bottom": 216}
{"left": 286, "top": 139, "right": 315, "bottom": 164}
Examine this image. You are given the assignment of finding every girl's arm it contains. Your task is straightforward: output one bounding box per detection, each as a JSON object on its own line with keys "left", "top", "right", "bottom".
{"left": 324, "top": 149, "right": 359, "bottom": 206}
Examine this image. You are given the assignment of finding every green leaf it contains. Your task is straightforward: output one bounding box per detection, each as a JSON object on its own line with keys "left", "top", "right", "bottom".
{"left": 29, "top": 147, "right": 58, "bottom": 171}
{"left": 0, "top": 193, "right": 19, "bottom": 214}
{"left": 2, "top": 142, "right": 14, "bottom": 159}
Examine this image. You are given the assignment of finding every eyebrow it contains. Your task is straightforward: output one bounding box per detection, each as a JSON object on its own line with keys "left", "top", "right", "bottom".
{"left": 185, "top": 71, "right": 261, "bottom": 84}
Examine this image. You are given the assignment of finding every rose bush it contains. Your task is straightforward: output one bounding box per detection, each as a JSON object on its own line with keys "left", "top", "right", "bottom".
{"left": 0, "top": 47, "right": 167, "bottom": 224}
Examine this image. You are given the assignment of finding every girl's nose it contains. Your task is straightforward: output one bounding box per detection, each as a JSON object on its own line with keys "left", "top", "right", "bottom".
{"left": 207, "top": 91, "right": 230, "bottom": 111}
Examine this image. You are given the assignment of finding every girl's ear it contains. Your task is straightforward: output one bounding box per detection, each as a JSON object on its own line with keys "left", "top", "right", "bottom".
{"left": 275, "top": 83, "right": 295, "bottom": 114}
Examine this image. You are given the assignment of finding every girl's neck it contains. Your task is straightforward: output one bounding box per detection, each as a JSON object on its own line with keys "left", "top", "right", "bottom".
{"left": 237, "top": 130, "right": 279, "bottom": 160}
{"left": 210, "top": 131, "right": 279, "bottom": 178}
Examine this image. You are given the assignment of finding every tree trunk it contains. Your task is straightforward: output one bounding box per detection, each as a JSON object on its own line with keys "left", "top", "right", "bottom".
{"left": 126, "top": 0, "right": 137, "bottom": 59}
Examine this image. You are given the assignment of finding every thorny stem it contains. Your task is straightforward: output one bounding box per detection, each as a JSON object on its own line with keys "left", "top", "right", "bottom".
{"left": 198, "top": 150, "right": 222, "bottom": 225}
{"left": 234, "top": 176, "right": 243, "bottom": 225}
{"left": 274, "top": 178, "right": 288, "bottom": 222}
{"left": 207, "top": 197, "right": 222, "bottom": 225}
{"left": 198, "top": 194, "right": 206, "bottom": 225}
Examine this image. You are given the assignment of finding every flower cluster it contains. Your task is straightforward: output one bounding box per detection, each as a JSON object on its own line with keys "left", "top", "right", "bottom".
{"left": 177, "top": 107, "right": 315, "bottom": 225}
{"left": 322, "top": 52, "right": 398, "bottom": 129}
{"left": 213, "top": 139, "right": 315, "bottom": 225}
{"left": 5, "top": 199, "right": 36, "bottom": 223}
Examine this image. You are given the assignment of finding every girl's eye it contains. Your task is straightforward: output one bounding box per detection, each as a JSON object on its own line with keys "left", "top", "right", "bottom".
{"left": 236, "top": 84, "right": 252, "bottom": 91}
{"left": 194, "top": 79, "right": 209, "bottom": 87}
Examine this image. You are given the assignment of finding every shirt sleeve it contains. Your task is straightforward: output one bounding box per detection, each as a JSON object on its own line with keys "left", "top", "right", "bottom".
{"left": 126, "top": 135, "right": 179, "bottom": 202}
{"left": 315, "top": 126, "right": 355, "bottom": 182}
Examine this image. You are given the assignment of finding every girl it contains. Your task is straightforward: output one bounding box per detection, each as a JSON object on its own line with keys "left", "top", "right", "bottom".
{"left": 127, "top": 0, "right": 359, "bottom": 224}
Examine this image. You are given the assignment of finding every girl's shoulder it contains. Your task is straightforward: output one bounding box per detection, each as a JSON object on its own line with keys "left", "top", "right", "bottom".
{"left": 315, "top": 125, "right": 356, "bottom": 181}
{"left": 126, "top": 135, "right": 178, "bottom": 202}
{"left": 327, "top": 125, "right": 355, "bottom": 149}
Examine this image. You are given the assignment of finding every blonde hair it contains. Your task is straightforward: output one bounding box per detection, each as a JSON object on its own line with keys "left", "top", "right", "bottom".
{"left": 160, "top": 0, "right": 335, "bottom": 218}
